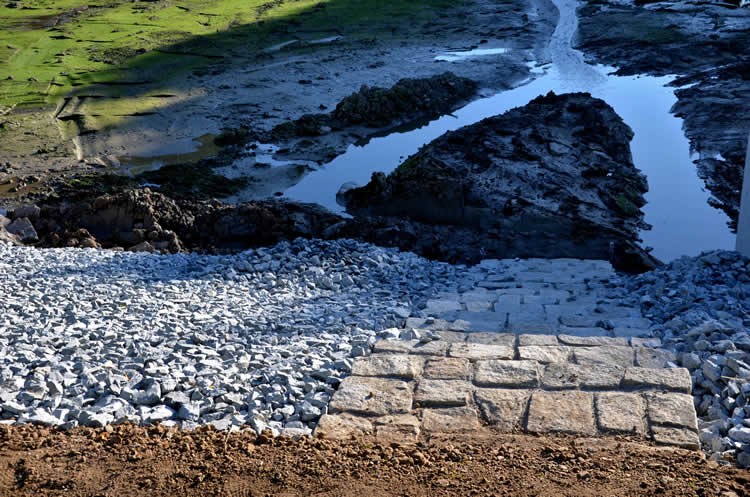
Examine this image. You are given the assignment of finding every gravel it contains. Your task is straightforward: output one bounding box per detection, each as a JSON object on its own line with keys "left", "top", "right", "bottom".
{"left": 0, "top": 238, "right": 462, "bottom": 436}
{"left": 2, "top": 237, "right": 749, "bottom": 468}
{"left": 615, "top": 250, "right": 750, "bottom": 467}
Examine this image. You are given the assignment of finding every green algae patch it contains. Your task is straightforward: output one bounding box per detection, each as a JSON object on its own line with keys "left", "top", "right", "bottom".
{"left": 56, "top": 161, "right": 250, "bottom": 201}
{"left": 0, "top": 0, "right": 458, "bottom": 112}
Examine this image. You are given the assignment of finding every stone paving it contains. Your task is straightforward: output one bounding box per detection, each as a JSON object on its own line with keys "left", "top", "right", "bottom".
{"left": 315, "top": 258, "right": 701, "bottom": 450}
{"left": 315, "top": 332, "right": 701, "bottom": 449}
{"left": 406, "top": 258, "right": 652, "bottom": 337}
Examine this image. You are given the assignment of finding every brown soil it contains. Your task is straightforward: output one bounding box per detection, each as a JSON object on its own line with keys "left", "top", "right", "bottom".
{"left": 1, "top": 424, "right": 747, "bottom": 497}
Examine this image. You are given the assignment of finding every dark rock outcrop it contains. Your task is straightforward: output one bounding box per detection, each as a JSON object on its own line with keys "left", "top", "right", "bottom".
{"left": 268, "top": 72, "right": 478, "bottom": 141}
{"left": 340, "top": 92, "right": 659, "bottom": 272}
{"left": 25, "top": 189, "right": 343, "bottom": 253}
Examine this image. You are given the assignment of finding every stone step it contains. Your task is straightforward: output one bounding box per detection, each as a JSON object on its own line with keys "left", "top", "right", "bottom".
{"left": 316, "top": 334, "right": 700, "bottom": 450}
{"left": 413, "top": 257, "right": 650, "bottom": 337}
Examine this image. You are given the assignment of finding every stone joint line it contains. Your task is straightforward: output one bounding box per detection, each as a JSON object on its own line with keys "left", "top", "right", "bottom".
{"left": 316, "top": 333, "right": 700, "bottom": 450}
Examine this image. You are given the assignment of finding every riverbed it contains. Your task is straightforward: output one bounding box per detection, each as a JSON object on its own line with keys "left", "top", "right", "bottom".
{"left": 274, "top": 0, "right": 735, "bottom": 262}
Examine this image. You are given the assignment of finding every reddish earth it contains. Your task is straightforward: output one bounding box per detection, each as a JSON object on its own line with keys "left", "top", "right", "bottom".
{"left": 0, "top": 424, "right": 748, "bottom": 497}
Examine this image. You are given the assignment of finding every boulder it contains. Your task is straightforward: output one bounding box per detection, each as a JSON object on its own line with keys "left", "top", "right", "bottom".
{"left": 11, "top": 204, "right": 40, "bottom": 221}
{"left": 0, "top": 225, "right": 20, "bottom": 245}
{"left": 6, "top": 217, "right": 37, "bottom": 242}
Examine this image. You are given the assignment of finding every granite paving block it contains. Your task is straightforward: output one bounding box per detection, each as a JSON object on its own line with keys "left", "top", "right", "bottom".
{"left": 559, "top": 315, "right": 601, "bottom": 328}
{"left": 453, "top": 311, "right": 504, "bottom": 332}
{"left": 373, "top": 415, "right": 420, "bottom": 444}
{"left": 475, "top": 389, "right": 531, "bottom": 431}
{"left": 518, "top": 345, "right": 571, "bottom": 363}
{"left": 651, "top": 425, "right": 700, "bottom": 450}
{"left": 421, "top": 406, "right": 482, "bottom": 432}
{"left": 509, "top": 305, "right": 546, "bottom": 322}
{"left": 423, "top": 357, "right": 471, "bottom": 380}
{"left": 465, "top": 300, "right": 492, "bottom": 312}
{"left": 573, "top": 346, "right": 634, "bottom": 368}
{"left": 414, "top": 379, "right": 473, "bottom": 407}
{"left": 526, "top": 391, "right": 596, "bottom": 435}
{"left": 558, "top": 335, "right": 628, "bottom": 347}
{"left": 449, "top": 343, "right": 514, "bottom": 361}
{"left": 465, "top": 332, "right": 516, "bottom": 346}
{"left": 635, "top": 348, "right": 677, "bottom": 369}
{"left": 437, "top": 331, "right": 469, "bottom": 343}
{"left": 646, "top": 393, "right": 699, "bottom": 432}
{"left": 523, "top": 295, "right": 561, "bottom": 305}
{"left": 425, "top": 299, "right": 462, "bottom": 314}
{"left": 474, "top": 360, "right": 540, "bottom": 388}
{"left": 558, "top": 326, "right": 613, "bottom": 337}
{"left": 592, "top": 304, "right": 641, "bottom": 318}
{"left": 373, "top": 340, "right": 448, "bottom": 356}
{"left": 622, "top": 367, "right": 692, "bottom": 393}
{"left": 606, "top": 317, "right": 652, "bottom": 329}
{"left": 546, "top": 304, "right": 597, "bottom": 322}
{"left": 329, "top": 376, "right": 413, "bottom": 416}
{"left": 542, "top": 363, "right": 624, "bottom": 390}
{"left": 460, "top": 289, "right": 492, "bottom": 300}
{"left": 412, "top": 318, "right": 471, "bottom": 332}
{"left": 519, "top": 334, "right": 559, "bottom": 346}
{"left": 596, "top": 392, "right": 647, "bottom": 434}
{"left": 352, "top": 355, "right": 424, "bottom": 380}
{"left": 492, "top": 303, "right": 523, "bottom": 315}
{"left": 506, "top": 321, "right": 558, "bottom": 334}
{"left": 496, "top": 295, "right": 522, "bottom": 306}
{"left": 315, "top": 414, "right": 373, "bottom": 439}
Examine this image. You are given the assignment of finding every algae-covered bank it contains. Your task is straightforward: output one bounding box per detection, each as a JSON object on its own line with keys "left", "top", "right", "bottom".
{"left": 0, "top": 0, "right": 552, "bottom": 202}
{"left": 0, "top": 0, "right": 536, "bottom": 198}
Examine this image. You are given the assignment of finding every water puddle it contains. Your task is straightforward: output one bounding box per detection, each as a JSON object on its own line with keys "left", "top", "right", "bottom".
{"left": 264, "top": 40, "right": 299, "bottom": 52}
{"left": 117, "top": 134, "right": 220, "bottom": 175}
{"left": 276, "top": 0, "right": 735, "bottom": 262}
{"left": 309, "top": 36, "right": 343, "bottom": 45}
{"left": 264, "top": 36, "right": 343, "bottom": 53}
{"left": 434, "top": 47, "right": 509, "bottom": 62}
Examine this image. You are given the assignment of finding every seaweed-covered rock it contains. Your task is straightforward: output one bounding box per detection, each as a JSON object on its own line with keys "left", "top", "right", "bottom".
{"left": 269, "top": 72, "right": 477, "bottom": 141}
{"left": 341, "top": 92, "right": 659, "bottom": 273}
{"left": 32, "top": 188, "right": 343, "bottom": 253}
{"left": 332, "top": 72, "right": 478, "bottom": 127}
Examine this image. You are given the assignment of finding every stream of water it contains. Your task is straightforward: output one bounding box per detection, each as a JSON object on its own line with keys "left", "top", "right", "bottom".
{"left": 278, "top": 0, "right": 735, "bottom": 262}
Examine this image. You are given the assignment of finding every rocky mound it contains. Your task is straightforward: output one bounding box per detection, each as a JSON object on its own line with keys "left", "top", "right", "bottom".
{"left": 1, "top": 189, "right": 343, "bottom": 253}
{"left": 340, "top": 92, "right": 659, "bottom": 272}
{"left": 268, "top": 72, "right": 477, "bottom": 140}
{"left": 331, "top": 72, "right": 478, "bottom": 127}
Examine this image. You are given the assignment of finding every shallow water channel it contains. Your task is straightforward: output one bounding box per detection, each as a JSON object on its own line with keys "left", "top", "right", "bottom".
{"left": 279, "top": 0, "right": 735, "bottom": 262}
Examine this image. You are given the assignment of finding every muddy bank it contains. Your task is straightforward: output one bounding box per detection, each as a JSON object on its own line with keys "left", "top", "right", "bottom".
{"left": 339, "top": 92, "right": 659, "bottom": 272}
{"left": 258, "top": 72, "right": 479, "bottom": 163}
{"left": 575, "top": 0, "right": 750, "bottom": 229}
{"left": 3, "top": 92, "right": 659, "bottom": 273}
{"left": 0, "top": 0, "right": 557, "bottom": 203}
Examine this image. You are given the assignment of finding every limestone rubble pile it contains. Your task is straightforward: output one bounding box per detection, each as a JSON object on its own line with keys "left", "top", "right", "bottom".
{"left": 617, "top": 250, "right": 750, "bottom": 467}
{"left": 0, "top": 239, "right": 462, "bottom": 436}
